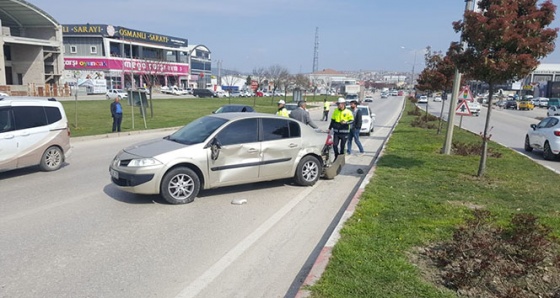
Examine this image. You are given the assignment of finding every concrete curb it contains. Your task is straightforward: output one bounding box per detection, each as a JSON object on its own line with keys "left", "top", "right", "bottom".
{"left": 70, "top": 126, "right": 182, "bottom": 142}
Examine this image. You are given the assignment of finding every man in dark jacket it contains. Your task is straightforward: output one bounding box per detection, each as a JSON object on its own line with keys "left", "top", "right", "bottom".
{"left": 110, "top": 97, "right": 123, "bottom": 132}
{"left": 347, "top": 100, "right": 364, "bottom": 154}
{"left": 289, "top": 101, "right": 318, "bottom": 129}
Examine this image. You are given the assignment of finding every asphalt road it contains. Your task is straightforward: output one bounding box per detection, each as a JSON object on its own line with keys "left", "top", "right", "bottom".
{"left": 420, "top": 99, "right": 560, "bottom": 173}
{"left": 0, "top": 94, "right": 404, "bottom": 298}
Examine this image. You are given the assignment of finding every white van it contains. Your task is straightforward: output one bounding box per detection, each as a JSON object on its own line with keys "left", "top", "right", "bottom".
{"left": 0, "top": 97, "right": 71, "bottom": 173}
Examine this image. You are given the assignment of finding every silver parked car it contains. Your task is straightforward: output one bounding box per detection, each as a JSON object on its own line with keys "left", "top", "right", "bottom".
{"left": 109, "top": 113, "right": 330, "bottom": 204}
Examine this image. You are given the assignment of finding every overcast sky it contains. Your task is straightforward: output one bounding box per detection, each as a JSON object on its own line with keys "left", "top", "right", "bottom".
{"left": 29, "top": 0, "right": 560, "bottom": 74}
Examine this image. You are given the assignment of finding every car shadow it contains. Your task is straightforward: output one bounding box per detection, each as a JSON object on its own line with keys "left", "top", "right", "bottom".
{"left": 0, "top": 162, "right": 71, "bottom": 180}
{"left": 103, "top": 179, "right": 296, "bottom": 205}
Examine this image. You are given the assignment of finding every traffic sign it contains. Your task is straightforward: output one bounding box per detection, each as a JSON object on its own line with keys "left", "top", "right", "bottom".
{"left": 460, "top": 86, "right": 474, "bottom": 101}
{"left": 455, "top": 100, "right": 472, "bottom": 116}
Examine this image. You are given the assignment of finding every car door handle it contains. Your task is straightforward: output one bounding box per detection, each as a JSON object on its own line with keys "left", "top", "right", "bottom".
{"left": 247, "top": 148, "right": 259, "bottom": 153}
{"left": 289, "top": 143, "right": 298, "bottom": 148}
{"left": 19, "top": 131, "right": 30, "bottom": 136}
{"left": 3, "top": 134, "right": 14, "bottom": 139}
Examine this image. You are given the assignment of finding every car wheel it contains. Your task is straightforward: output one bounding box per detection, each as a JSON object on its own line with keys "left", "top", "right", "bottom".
{"left": 294, "top": 155, "right": 322, "bottom": 186}
{"left": 39, "top": 146, "right": 63, "bottom": 171}
{"left": 543, "top": 142, "right": 557, "bottom": 161}
{"left": 524, "top": 135, "right": 533, "bottom": 152}
{"left": 106, "top": 95, "right": 110, "bottom": 100}
{"left": 161, "top": 167, "right": 200, "bottom": 204}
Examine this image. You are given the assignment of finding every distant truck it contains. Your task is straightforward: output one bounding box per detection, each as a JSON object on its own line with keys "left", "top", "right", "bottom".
{"left": 341, "top": 84, "right": 363, "bottom": 101}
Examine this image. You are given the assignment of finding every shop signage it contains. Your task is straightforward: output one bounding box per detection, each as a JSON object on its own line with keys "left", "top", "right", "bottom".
{"left": 64, "top": 58, "right": 189, "bottom": 75}
{"left": 62, "top": 24, "right": 188, "bottom": 47}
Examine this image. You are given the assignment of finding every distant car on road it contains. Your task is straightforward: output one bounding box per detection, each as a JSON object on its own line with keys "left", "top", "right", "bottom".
{"left": 364, "top": 96, "right": 373, "bottom": 102}
{"left": 417, "top": 96, "right": 428, "bottom": 103}
{"left": 518, "top": 100, "right": 534, "bottom": 110}
{"left": 538, "top": 97, "right": 549, "bottom": 108}
{"left": 433, "top": 96, "right": 442, "bottom": 102}
{"left": 525, "top": 116, "right": 560, "bottom": 160}
{"left": 380, "top": 92, "right": 388, "bottom": 98}
{"left": 357, "top": 105, "right": 375, "bottom": 136}
{"left": 106, "top": 89, "right": 128, "bottom": 100}
{"left": 504, "top": 100, "right": 518, "bottom": 109}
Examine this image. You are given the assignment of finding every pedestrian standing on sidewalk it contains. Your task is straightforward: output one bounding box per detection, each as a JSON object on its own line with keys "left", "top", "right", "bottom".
{"left": 328, "top": 97, "right": 354, "bottom": 158}
{"left": 110, "top": 97, "right": 123, "bottom": 132}
{"left": 347, "top": 100, "right": 364, "bottom": 155}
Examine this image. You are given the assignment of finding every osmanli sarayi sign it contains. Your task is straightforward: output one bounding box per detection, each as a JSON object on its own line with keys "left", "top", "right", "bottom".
{"left": 64, "top": 58, "right": 189, "bottom": 76}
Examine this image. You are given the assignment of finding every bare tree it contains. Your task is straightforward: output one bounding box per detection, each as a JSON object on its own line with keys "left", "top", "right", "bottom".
{"left": 252, "top": 67, "right": 267, "bottom": 94}
{"left": 265, "top": 64, "right": 290, "bottom": 103}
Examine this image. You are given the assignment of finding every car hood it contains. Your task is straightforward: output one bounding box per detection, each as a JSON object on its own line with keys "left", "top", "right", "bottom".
{"left": 122, "top": 138, "right": 190, "bottom": 158}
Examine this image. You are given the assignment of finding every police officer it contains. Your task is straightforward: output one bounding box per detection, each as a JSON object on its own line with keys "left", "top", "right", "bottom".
{"left": 328, "top": 97, "right": 354, "bottom": 158}
{"left": 276, "top": 99, "right": 289, "bottom": 117}
{"left": 322, "top": 98, "right": 330, "bottom": 121}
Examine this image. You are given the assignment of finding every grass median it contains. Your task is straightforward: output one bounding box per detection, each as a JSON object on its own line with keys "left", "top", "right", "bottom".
{"left": 308, "top": 100, "right": 560, "bottom": 297}
{"left": 62, "top": 95, "right": 335, "bottom": 137}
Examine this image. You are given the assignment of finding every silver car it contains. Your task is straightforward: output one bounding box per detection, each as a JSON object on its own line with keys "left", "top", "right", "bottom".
{"left": 109, "top": 113, "right": 328, "bottom": 204}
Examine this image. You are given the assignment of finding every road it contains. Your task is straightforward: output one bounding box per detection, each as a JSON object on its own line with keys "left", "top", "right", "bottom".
{"left": 420, "top": 99, "right": 560, "bottom": 173}
{"left": 0, "top": 95, "right": 404, "bottom": 298}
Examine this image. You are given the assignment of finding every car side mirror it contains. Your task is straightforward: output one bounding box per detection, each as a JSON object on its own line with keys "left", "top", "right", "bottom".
{"left": 530, "top": 124, "right": 537, "bottom": 130}
{"left": 210, "top": 138, "right": 222, "bottom": 160}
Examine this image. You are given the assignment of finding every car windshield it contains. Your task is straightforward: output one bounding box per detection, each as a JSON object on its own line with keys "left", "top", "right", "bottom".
{"left": 167, "top": 116, "right": 228, "bottom": 145}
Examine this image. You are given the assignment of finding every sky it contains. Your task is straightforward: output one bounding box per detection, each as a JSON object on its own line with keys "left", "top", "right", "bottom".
{"left": 28, "top": 0, "right": 560, "bottom": 74}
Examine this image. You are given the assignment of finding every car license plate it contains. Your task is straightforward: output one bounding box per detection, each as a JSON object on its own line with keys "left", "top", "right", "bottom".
{"left": 110, "top": 168, "right": 119, "bottom": 179}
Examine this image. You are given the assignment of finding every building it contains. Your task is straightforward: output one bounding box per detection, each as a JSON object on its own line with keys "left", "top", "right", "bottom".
{"left": 0, "top": 0, "right": 64, "bottom": 95}
{"left": 62, "top": 24, "right": 211, "bottom": 93}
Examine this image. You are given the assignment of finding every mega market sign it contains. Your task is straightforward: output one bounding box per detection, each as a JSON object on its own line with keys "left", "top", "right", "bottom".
{"left": 64, "top": 58, "right": 189, "bottom": 76}
{"left": 62, "top": 24, "right": 188, "bottom": 48}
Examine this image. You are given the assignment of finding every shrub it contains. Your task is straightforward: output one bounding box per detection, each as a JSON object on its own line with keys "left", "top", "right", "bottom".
{"left": 452, "top": 141, "right": 502, "bottom": 158}
{"left": 424, "top": 210, "right": 560, "bottom": 298}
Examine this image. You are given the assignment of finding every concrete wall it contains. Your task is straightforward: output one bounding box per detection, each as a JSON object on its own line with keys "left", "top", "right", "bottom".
{"left": 22, "top": 27, "right": 57, "bottom": 41}
{"left": 11, "top": 44, "right": 44, "bottom": 85}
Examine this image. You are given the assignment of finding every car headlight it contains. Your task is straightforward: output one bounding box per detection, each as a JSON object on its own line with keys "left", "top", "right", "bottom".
{"left": 127, "top": 158, "right": 162, "bottom": 167}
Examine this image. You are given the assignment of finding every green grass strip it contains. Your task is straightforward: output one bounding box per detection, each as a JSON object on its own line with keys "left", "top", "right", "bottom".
{"left": 309, "top": 101, "right": 560, "bottom": 297}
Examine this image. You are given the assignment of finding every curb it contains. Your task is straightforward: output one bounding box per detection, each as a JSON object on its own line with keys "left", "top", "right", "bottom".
{"left": 70, "top": 126, "right": 182, "bottom": 142}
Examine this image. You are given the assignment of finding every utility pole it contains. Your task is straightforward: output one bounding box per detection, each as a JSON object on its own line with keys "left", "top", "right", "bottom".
{"left": 442, "top": 0, "right": 475, "bottom": 154}
{"left": 312, "top": 27, "right": 319, "bottom": 73}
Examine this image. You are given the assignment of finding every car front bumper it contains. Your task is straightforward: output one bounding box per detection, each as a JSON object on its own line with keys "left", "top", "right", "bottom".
{"left": 109, "top": 165, "right": 160, "bottom": 194}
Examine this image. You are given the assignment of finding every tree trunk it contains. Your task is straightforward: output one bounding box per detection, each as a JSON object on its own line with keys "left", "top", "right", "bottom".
{"left": 477, "top": 84, "right": 494, "bottom": 177}
{"left": 149, "top": 76, "right": 154, "bottom": 118}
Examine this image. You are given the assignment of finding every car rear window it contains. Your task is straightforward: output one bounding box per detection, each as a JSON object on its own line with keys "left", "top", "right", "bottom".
{"left": 262, "top": 118, "right": 300, "bottom": 141}
{"left": 45, "top": 106, "right": 62, "bottom": 124}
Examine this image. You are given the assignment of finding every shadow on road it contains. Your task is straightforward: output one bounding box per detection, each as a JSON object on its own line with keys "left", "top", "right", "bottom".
{"left": 376, "top": 154, "right": 425, "bottom": 169}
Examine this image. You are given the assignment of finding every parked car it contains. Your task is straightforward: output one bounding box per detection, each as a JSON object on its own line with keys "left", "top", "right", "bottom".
{"left": 518, "top": 100, "right": 534, "bottom": 110}
{"left": 433, "top": 96, "right": 442, "bottom": 102}
{"left": 357, "top": 105, "right": 375, "bottom": 136}
{"left": 160, "top": 86, "right": 188, "bottom": 96}
{"left": 106, "top": 89, "right": 128, "bottom": 100}
{"left": 240, "top": 90, "right": 253, "bottom": 97}
{"left": 273, "top": 90, "right": 285, "bottom": 97}
{"left": 504, "top": 100, "right": 518, "bottom": 109}
{"left": 229, "top": 91, "right": 241, "bottom": 98}
{"left": 109, "top": 113, "right": 331, "bottom": 204}
{"left": 397, "top": 91, "right": 404, "bottom": 96}
{"left": 380, "top": 92, "right": 388, "bottom": 98}
{"left": 0, "top": 97, "right": 71, "bottom": 173}
{"left": 390, "top": 90, "right": 399, "bottom": 96}
{"left": 0, "top": 92, "right": 9, "bottom": 97}
{"left": 212, "top": 104, "right": 255, "bottom": 113}
{"left": 138, "top": 88, "right": 150, "bottom": 95}
{"left": 417, "top": 96, "right": 428, "bottom": 103}
{"left": 215, "top": 90, "right": 229, "bottom": 98}
{"left": 524, "top": 116, "right": 560, "bottom": 160}
{"left": 192, "top": 88, "right": 217, "bottom": 98}
{"left": 495, "top": 99, "right": 506, "bottom": 108}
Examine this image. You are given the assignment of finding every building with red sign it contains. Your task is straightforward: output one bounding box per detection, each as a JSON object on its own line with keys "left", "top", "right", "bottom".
{"left": 62, "top": 24, "right": 211, "bottom": 93}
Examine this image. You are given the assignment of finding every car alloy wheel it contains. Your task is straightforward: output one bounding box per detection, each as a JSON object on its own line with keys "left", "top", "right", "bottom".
{"left": 161, "top": 167, "right": 200, "bottom": 204}
{"left": 524, "top": 135, "right": 533, "bottom": 152}
{"left": 294, "top": 156, "right": 321, "bottom": 186}
{"left": 543, "top": 142, "right": 556, "bottom": 161}
{"left": 39, "top": 146, "right": 63, "bottom": 171}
